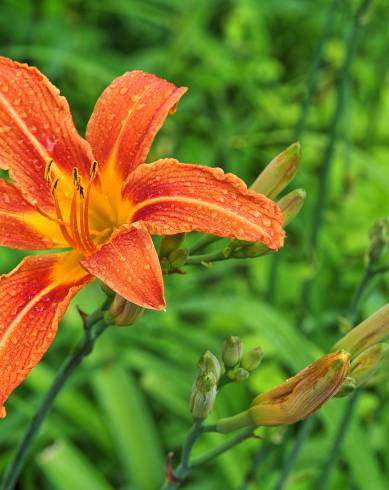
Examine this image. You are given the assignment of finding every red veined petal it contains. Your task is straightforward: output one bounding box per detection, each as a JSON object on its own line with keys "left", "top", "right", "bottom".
{"left": 82, "top": 224, "right": 165, "bottom": 310}
{"left": 86, "top": 70, "right": 187, "bottom": 181}
{"left": 0, "top": 252, "right": 92, "bottom": 417}
{"left": 0, "top": 56, "right": 95, "bottom": 211}
{"left": 0, "top": 179, "right": 67, "bottom": 249}
{"left": 123, "top": 159, "right": 285, "bottom": 250}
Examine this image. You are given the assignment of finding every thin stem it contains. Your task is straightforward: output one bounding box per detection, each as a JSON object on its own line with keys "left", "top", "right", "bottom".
{"left": 190, "top": 427, "right": 256, "bottom": 468}
{"left": 274, "top": 417, "right": 315, "bottom": 490}
{"left": 239, "top": 439, "right": 272, "bottom": 490}
{"left": 347, "top": 266, "right": 373, "bottom": 324}
{"left": 161, "top": 420, "right": 204, "bottom": 490}
{"left": 316, "top": 389, "right": 360, "bottom": 490}
{"left": 185, "top": 249, "right": 228, "bottom": 265}
{"left": 1, "top": 311, "right": 110, "bottom": 490}
{"left": 266, "top": 0, "right": 340, "bottom": 304}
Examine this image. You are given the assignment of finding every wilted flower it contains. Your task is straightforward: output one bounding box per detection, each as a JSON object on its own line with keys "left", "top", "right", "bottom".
{"left": 108, "top": 294, "right": 144, "bottom": 326}
{"left": 0, "top": 57, "right": 285, "bottom": 416}
{"left": 216, "top": 351, "right": 349, "bottom": 433}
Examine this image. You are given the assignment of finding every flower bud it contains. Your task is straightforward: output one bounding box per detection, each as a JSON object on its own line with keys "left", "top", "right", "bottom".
{"left": 222, "top": 336, "right": 243, "bottom": 368}
{"left": 250, "top": 142, "right": 301, "bottom": 198}
{"left": 189, "top": 372, "right": 217, "bottom": 419}
{"left": 198, "top": 350, "right": 221, "bottom": 382}
{"left": 349, "top": 343, "right": 389, "bottom": 385}
{"left": 159, "top": 233, "right": 186, "bottom": 258}
{"left": 334, "top": 376, "right": 357, "bottom": 398}
{"left": 334, "top": 303, "right": 389, "bottom": 357}
{"left": 227, "top": 366, "right": 250, "bottom": 382}
{"left": 241, "top": 347, "right": 264, "bottom": 372}
{"left": 106, "top": 294, "right": 144, "bottom": 326}
{"left": 168, "top": 248, "right": 189, "bottom": 268}
{"left": 277, "top": 189, "right": 306, "bottom": 226}
{"left": 365, "top": 219, "right": 388, "bottom": 266}
{"left": 216, "top": 351, "right": 349, "bottom": 433}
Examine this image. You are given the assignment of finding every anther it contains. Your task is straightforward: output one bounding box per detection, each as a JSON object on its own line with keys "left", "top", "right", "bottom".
{"left": 90, "top": 161, "right": 98, "bottom": 179}
{"left": 44, "top": 160, "right": 54, "bottom": 184}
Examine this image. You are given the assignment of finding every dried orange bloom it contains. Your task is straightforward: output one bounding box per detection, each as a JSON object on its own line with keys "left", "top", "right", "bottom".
{"left": 0, "top": 57, "right": 285, "bottom": 417}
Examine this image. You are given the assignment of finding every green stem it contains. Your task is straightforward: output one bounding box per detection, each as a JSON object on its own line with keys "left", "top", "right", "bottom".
{"left": 317, "top": 389, "right": 360, "bottom": 490}
{"left": 348, "top": 266, "right": 373, "bottom": 324}
{"left": 1, "top": 310, "right": 110, "bottom": 490}
{"left": 185, "top": 249, "right": 228, "bottom": 265}
{"left": 239, "top": 439, "right": 273, "bottom": 490}
{"left": 190, "top": 427, "right": 256, "bottom": 468}
{"left": 161, "top": 420, "right": 204, "bottom": 490}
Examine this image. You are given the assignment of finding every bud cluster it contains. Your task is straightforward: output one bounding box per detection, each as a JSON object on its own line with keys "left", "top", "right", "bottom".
{"left": 222, "top": 336, "right": 263, "bottom": 383}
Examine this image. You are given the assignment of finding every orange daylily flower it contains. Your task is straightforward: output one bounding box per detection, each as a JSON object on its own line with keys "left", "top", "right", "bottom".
{"left": 0, "top": 56, "right": 284, "bottom": 417}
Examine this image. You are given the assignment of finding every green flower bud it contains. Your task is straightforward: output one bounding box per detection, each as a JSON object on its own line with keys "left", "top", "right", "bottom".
{"left": 277, "top": 188, "right": 306, "bottom": 226}
{"left": 334, "top": 304, "right": 389, "bottom": 357}
{"left": 198, "top": 350, "right": 221, "bottom": 382}
{"left": 365, "top": 218, "right": 388, "bottom": 266}
{"left": 349, "top": 343, "right": 389, "bottom": 386}
{"left": 159, "top": 233, "right": 186, "bottom": 258}
{"left": 227, "top": 366, "right": 250, "bottom": 382}
{"left": 250, "top": 142, "right": 301, "bottom": 198}
{"left": 241, "top": 347, "right": 264, "bottom": 372}
{"left": 222, "top": 336, "right": 243, "bottom": 368}
{"left": 334, "top": 376, "right": 357, "bottom": 398}
{"left": 169, "top": 248, "right": 189, "bottom": 268}
{"left": 106, "top": 294, "right": 144, "bottom": 326}
{"left": 189, "top": 372, "right": 217, "bottom": 419}
{"left": 216, "top": 351, "right": 349, "bottom": 433}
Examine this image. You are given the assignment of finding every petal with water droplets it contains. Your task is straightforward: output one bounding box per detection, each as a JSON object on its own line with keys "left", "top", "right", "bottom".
{"left": 0, "top": 252, "right": 92, "bottom": 417}
{"left": 123, "top": 159, "right": 285, "bottom": 250}
{"left": 0, "top": 178, "right": 67, "bottom": 249}
{"left": 0, "top": 56, "right": 95, "bottom": 211}
{"left": 86, "top": 70, "right": 187, "bottom": 184}
{"left": 81, "top": 224, "right": 165, "bottom": 310}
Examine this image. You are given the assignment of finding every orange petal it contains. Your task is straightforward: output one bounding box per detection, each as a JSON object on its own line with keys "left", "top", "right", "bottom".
{"left": 0, "top": 179, "right": 67, "bottom": 249}
{"left": 0, "top": 252, "right": 92, "bottom": 417}
{"left": 0, "top": 56, "right": 95, "bottom": 211}
{"left": 82, "top": 224, "right": 165, "bottom": 310}
{"left": 86, "top": 71, "right": 187, "bottom": 180}
{"left": 124, "top": 159, "right": 285, "bottom": 250}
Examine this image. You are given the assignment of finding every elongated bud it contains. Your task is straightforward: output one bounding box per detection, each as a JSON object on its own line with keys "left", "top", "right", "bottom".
{"left": 334, "top": 304, "right": 389, "bottom": 357}
{"left": 198, "top": 350, "right": 221, "bottom": 382}
{"left": 277, "top": 189, "right": 306, "bottom": 226}
{"left": 222, "top": 336, "right": 243, "bottom": 368}
{"left": 190, "top": 372, "right": 217, "bottom": 419}
{"left": 241, "top": 347, "right": 263, "bottom": 372}
{"left": 106, "top": 294, "right": 144, "bottom": 326}
{"left": 216, "top": 351, "right": 349, "bottom": 433}
{"left": 250, "top": 142, "right": 301, "bottom": 198}
{"left": 159, "top": 233, "right": 186, "bottom": 258}
{"left": 227, "top": 366, "right": 250, "bottom": 382}
{"left": 349, "top": 343, "right": 389, "bottom": 385}
{"left": 335, "top": 376, "right": 357, "bottom": 398}
{"left": 231, "top": 188, "right": 306, "bottom": 259}
{"left": 365, "top": 219, "right": 388, "bottom": 266}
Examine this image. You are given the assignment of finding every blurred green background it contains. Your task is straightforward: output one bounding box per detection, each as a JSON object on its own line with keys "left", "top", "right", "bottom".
{"left": 1, "top": 0, "right": 389, "bottom": 489}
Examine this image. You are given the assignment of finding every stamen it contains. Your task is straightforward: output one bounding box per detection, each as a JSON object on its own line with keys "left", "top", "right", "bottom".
{"left": 79, "top": 161, "right": 99, "bottom": 253}
{"left": 44, "top": 160, "right": 54, "bottom": 184}
{"left": 52, "top": 179, "right": 77, "bottom": 248}
{"left": 35, "top": 205, "right": 68, "bottom": 227}
{"left": 69, "top": 168, "right": 85, "bottom": 251}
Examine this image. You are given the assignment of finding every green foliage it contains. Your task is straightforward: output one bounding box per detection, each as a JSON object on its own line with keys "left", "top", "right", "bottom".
{"left": 1, "top": 0, "right": 389, "bottom": 489}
